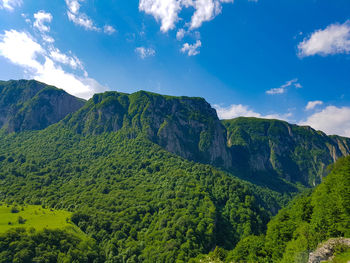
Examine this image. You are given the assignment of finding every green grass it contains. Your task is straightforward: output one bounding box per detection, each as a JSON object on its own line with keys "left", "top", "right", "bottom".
{"left": 0, "top": 203, "right": 82, "bottom": 236}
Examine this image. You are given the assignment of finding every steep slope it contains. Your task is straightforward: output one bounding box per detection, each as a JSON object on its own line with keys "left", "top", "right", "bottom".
{"left": 63, "top": 90, "right": 232, "bottom": 168}
{"left": 227, "top": 155, "right": 350, "bottom": 263}
{"left": 223, "top": 117, "right": 350, "bottom": 188}
{"left": 0, "top": 79, "right": 85, "bottom": 132}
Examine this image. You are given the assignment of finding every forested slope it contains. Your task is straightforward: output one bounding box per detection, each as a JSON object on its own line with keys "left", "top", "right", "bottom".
{"left": 0, "top": 127, "right": 287, "bottom": 262}
{"left": 227, "top": 155, "right": 350, "bottom": 263}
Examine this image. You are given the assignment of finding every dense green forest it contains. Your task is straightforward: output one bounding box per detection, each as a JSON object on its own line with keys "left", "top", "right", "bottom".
{"left": 221, "top": 155, "right": 350, "bottom": 263}
{"left": 0, "top": 80, "right": 349, "bottom": 262}
{"left": 0, "top": 127, "right": 288, "bottom": 262}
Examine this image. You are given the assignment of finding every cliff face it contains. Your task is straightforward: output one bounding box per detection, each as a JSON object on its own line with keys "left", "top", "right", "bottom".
{"left": 0, "top": 80, "right": 85, "bottom": 132}
{"left": 223, "top": 117, "right": 350, "bottom": 187}
{"left": 64, "top": 91, "right": 232, "bottom": 167}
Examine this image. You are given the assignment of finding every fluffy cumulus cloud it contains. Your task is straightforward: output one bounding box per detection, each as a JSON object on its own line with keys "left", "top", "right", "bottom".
{"left": 0, "top": 0, "right": 22, "bottom": 11}
{"left": 139, "top": 0, "right": 234, "bottom": 33}
{"left": 298, "top": 21, "right": 350, "bottom": 57}
{"left": 139, "top": 0, "right": 182, "bottom": 32}
{"left": 266, "top": 79, "right": 302, "bottom": 95}
{"left": 181, "top": 40, "right": 201, "bottom": 56}
{"left": 135, "top": 47, "right": 156, "bottom": 59}
{"left": 214, "top": 104, "right": 292, "bottom": 121}
{"left": 0, "top": 29, "right": 106, "bottom": 99}
{"left": 300, "top": 106, "right": 350, "bottom": 137}
{"left": 33, "top": 11, "right": 53, "bottom": 33}
{"left": 305, "top": 100, "right": 323, "bottom": 111}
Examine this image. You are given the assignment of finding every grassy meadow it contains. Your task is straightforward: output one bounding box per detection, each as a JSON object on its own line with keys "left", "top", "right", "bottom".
{"left": 0, "top": 203, "right": 82, "bottom": 235}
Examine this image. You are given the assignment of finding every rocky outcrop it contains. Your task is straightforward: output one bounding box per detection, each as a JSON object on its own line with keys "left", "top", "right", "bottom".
{"left": 308, "top": 238, "right": 350, "bottom": 263}
{"left": 0, "top": 80, "right": 85, "bottom": 132}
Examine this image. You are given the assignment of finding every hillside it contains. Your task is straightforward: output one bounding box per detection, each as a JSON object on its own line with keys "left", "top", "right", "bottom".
{"left": 0, "top": 126, "right": 286, "bottom": 262}
{"left": 226, "top": 155, "right": 350, "bottom": 263}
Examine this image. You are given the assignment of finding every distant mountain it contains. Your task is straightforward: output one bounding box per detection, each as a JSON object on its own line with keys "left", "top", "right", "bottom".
{"left": 223, "top": 117, "right": 350, "bottom": 188}
{"left": 0, "top": 80, "right": 85, "bottom": 132}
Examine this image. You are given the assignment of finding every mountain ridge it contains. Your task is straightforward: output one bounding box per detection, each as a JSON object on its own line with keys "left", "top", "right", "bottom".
{"left": 1, "top": 79, "right": 349, "bottom": 190}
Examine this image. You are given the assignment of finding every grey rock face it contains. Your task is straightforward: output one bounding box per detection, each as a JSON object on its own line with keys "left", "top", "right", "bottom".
{"left": 308, "top": 238, "right": 350, "bottom": 263}
{"left": 0, "top": 79, "right": 85, "bottom": 132}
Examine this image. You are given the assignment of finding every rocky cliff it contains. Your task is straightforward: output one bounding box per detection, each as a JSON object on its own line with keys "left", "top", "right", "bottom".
{"left": 0, "top": 80, "right": 85, "bottom": 132}
{"left": 223, "top": 117, "right": 350, "bottom": 187}
{"left": 63, "top": 90, "right": 232, "bottom": 167}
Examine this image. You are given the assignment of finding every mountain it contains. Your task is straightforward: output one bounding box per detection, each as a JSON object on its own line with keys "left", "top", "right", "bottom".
{"left": 223, "top": 117, "right": 350, "bottom": 188}
{"left": 0, "top": 79, "right": 85, "bottom": 132}
{"left": 0, "top": 79, "right": 349, "bottom": 262}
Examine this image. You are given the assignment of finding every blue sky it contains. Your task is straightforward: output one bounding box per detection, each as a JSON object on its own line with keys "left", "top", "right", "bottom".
{"left": 0, "top": 0, "right": 350, "bottom": 136}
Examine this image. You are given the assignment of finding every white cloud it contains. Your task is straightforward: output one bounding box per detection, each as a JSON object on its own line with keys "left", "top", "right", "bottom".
{"left": 135, "top": 46, "right": 156, "bottom": 59}
{"left": 0, "top": 0, "right": 22, "bottom": 11}
{"left": 104, "top": 25, "right": 116, "bottom": 35}
{"left": 0, "top": 30, "right": 44, "bottom": 70}
{"left": 139, "top": 0, "right": 233, "bottom": 32}
{"left": 176, "top": 28, "right": 186, "bottom": 40}
{"left": 42, "top": 35, "right": 55, "bottom": 43}
{"left": 0, "top": 29, "right": 106, "bottom": 99}
{"left": 305, "top": 100, "right": 323, "bottom": 111}
{"left": 181, "top": 40, "right": 201, "bottom": 56}
{"left": 188, "top": 0, "right": 233, "bottom": 30}
{"left": 65, "top": 0, "right": 99, "bottom": 31}
{"left": 266, "top": 78, "right": 302, "bottom": 95}
{"left": 298, "top": 21, "right": 350, "bottom": 57}
{"left": 300, "top": 106, "right": 350, "bottom": 137}
{"left": 214, "top": 104, "right": 292, "bottom": 121}
{"left": 266, "top": 87, "right": 285, "bottom": 95}
{"left": 33, "top": 11, "right": 53, "bottom": 33}
{"left": 49, "top": 48, "right": 84, "bottom": 70}
{"left": 139, "top": 0, "right": 182, "bottom": 32}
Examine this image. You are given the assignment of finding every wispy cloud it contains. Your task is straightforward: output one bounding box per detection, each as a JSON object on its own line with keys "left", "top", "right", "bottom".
{"left": 300, "top": 106, "right": 350, "bottom": 137}
{"left": 135, "top": 46, "right": 156, "bottom": 59}
{"left": 0, "top": 29, "right": 106, "bottom": 99}
{"left": 305, "top": 100, "right": 323, "bottom": 111}
{"left": 104, "top": 25, "right": 116, "bottom": 35}
{"left": 214, "top": 104, "right": 292, "bottom": 121}
{"left": 0, "top": 0, "right": 22, "bottom": 11}
{"left": 266, "top": 79, "right": 302, "bottom": 95}
{"left": 65, "top": 0, "right": 99, "bottom": 31}
{"left": 181, "top": 40, "right": 201, "bottom": 56}
{"left": 65, "top": 0, "right": 115, "bottom": 35}
{"left": 298, "top": 21, "right": 350, "bottom": 57}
